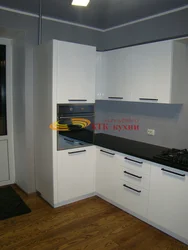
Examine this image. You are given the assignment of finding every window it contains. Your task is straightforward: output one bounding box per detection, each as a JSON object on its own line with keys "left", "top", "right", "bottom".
{"left": 0, "top": 45, "right": 7, "bottom": 136}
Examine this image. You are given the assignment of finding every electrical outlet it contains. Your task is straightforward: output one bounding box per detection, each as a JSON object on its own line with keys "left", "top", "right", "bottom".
{"left": 147, "top": 129, "right": 155, "bottom": 136}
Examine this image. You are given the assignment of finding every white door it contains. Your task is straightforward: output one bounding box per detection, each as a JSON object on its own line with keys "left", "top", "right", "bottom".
{"left": 96, "top": 148, "right": 118, "bottom": 202}
{"left": 56, "top": 40, "right": 96, "bottom": 103}
{"left": 0, "top": 140, "right": 9, "bottom": 181}
{"left": 95, "top": 52, "right": 106, "bottom": 100}
{"left": 103, "top": 47, "right": 132, "bottom": 101}
{"left": 131, "top": 43, "right": 157, "bottom": 102}
{"left": 0, "top": 38, "right": 14, "bottom": 186}
{"left": 148, "top": 163, "right": 188, "bottom": 240}
{"left": 57, "top": 146, "right": 95, "bottom": 204}
{"left": 131, "top": 41, "right": 172, "bottom": 103}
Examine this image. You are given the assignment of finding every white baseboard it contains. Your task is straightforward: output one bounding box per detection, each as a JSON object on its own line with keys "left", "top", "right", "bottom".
{"left": 96, "top": 193, "right": 188, "bottom": 246}
{"left": 0, "top": 180, "right": 14, "bottom": 187}
{"left": 53, "top": 192, "right": 96, "bottom": 208}
{"left": 96, "top": 193, "right": 149, "bottom": 223}
{"left": 147, "top": 220, "right": 188, "bottom": 245}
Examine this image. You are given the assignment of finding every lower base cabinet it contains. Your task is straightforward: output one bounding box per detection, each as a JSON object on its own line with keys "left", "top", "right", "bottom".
{"left": 56, "top": 145, "right": 188, "bottom": 244}
{"left": 148, "top": 163, "right": 188, "bottom": 242}
{"left": 57, "top": 146, "right": 95, "bottom": 204}
{"left": 96, "top": 147, "right": 188, "bottom": 244}
{"left": 96, "top": 148, "right": 150, "bottom": 219}
{"left": 116, "top": 180, "right": 149, "bottom": 218}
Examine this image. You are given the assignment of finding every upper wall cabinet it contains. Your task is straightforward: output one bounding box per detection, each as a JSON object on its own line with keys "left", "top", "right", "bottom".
{"left": 54, "top": 40, "right": 96, "bottom": 104}
{"left": 96, "top": 49, "right": 132, "bottom": 101}
{"left": 96, "top": 40, "right": 188, "bottom": 103}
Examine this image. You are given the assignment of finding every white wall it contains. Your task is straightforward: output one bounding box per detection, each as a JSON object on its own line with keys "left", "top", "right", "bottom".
{"left": 12, "top": 33, "right": 28, "bottom": 191}
{"left": 25, "top": 46, "right": 35, "bottom": 192}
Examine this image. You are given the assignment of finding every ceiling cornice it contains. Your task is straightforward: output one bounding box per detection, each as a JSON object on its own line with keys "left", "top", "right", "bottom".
{"left": 0, "top": 4, "right": 188, "bottom": 33}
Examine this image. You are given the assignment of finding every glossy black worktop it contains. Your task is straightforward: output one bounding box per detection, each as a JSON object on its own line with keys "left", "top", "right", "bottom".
{"left": 94, "top": 133, "right": 188, "bottom": 173}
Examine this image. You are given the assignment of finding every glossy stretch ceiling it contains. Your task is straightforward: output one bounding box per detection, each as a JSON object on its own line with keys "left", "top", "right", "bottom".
{"left": 0, "top": 0, "right": 188, "bottom": 29}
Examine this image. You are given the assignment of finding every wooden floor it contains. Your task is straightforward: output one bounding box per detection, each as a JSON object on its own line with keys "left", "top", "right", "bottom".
{"left": 0, "top": 186, "right": 187, "bottom": 250}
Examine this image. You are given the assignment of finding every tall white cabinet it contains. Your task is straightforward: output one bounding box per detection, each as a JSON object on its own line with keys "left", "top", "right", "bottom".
{"left": 56, "top": 41, "right": 96, "bottom": 103}
{"left": 34, "top": 40, "right": 96, "bottom": 207}
{"left": 96, "top": 40, "right": 188, "bottom": 103}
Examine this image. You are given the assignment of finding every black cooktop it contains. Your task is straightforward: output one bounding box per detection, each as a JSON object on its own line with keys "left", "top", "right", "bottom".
{"left": 154, "top": 149, "right": 188, "bottom": 167}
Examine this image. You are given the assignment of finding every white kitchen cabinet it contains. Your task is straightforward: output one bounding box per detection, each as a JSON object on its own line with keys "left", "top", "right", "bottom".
{"left": 0, "top": 140, "right": 9, "bottom": 182}
{"left": 115, "top": 153, "right": 150, "bottom": 219}
{"left": 148, "top": 163, "right": 188, "bottom": 241}
{"left": 57, "top": 146, "right": 95, "bottom": 204}
{"left": 95, "top": 52, "right": 106, "bottom": 100}
{"left": 130, "top": 40, "right": 188, "bottom": 103}
{"left": 56, "top": 40, "right": 96, "bottom": 103}
{"left": 96, "top": 39, "right": 187, "bottom": 103}
{"left": 96, "top": 47, "right": 132, "bottom": 101}
{"left": 96, "top": 147, "right": 118, "bottom": 202}
{"left": 130, "top": 41, "right": 172, "bottom": 102}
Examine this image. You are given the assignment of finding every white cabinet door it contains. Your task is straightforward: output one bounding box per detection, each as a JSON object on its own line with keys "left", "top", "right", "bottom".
{"left": 96, "top": 148, "right": 118, "bottom": 202}
{"left": 56, "top": 41, "right": 96, "bottom": 103}
{"left": 98, "top": 47, "right": 132, "bottom": 101}
{"left": 130, "top": 41, "right": 172, "bottom": 103}
{"left": 95, "top": 52, "right": 106, "bottom": 100}
{"left": 96, "top": 41, "right": 173, "bottom": 103}
{"left": 57, "top": 146, "right": 95, "bottom": 204}
{"left": 148, "top": 163, "right": 188, "bottom": 240}
{"left": 0, "top": 140, "right": 9, "bottom": 182}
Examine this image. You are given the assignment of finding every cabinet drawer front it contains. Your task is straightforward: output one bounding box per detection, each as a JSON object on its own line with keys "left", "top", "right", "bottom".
{"left": 120, "top": 166, "right": 150, "bottom": 190}
{"left": 117, "top": 155, "right": 150, "bottom": 175}
{"left": 117, "top": 180, "right": 149, "bottom": 218}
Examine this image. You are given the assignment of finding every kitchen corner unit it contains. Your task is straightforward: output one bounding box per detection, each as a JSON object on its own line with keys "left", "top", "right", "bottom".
{"left": 34, "top": 39, "right": 188, "bottom": 246}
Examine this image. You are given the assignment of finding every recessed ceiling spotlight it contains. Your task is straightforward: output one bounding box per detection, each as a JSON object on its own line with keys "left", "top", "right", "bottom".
{"left": 72, "top": 0, "right": 90, "bottom": 7}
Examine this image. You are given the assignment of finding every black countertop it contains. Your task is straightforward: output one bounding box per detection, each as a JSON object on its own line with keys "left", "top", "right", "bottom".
{"left": 94, "top": 133, "right": 188, "bottom": 173}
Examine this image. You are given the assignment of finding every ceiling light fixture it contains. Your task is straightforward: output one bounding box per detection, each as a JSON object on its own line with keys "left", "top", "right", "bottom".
{"left": 72, "top": 0, "right": 90, "bottom": 7}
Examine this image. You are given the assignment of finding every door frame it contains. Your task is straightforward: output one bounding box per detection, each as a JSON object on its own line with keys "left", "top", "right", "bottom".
{"left": 0, "top": 38, "right": 15, "bottom": 186}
